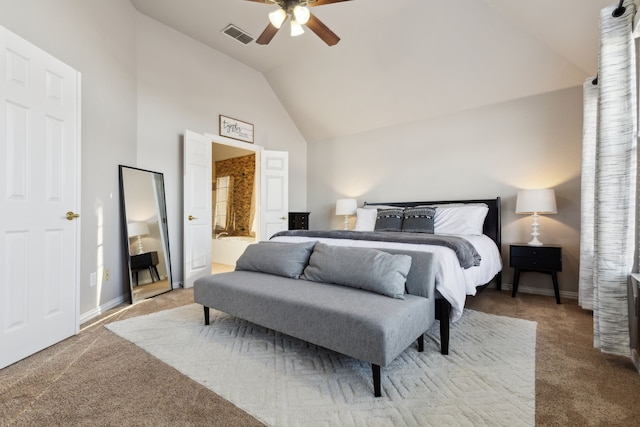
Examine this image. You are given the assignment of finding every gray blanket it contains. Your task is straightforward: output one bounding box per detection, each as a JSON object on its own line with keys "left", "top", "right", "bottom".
{"left": 271, "top": 230, "right": 481, "bottom": 269}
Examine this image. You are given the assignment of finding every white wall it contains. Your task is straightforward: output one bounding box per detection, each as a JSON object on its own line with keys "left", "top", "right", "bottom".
{"left": 0, "top": 0, "right": 308, "bottom": 318}
{"left": 0, "top": 0, "right": 139, "bottom": 316}
{"left": 135, "top": 14, "right": 308, "bottom": 284}
{"left": 308, "top": 86, "right": 583, "bottom": 296}
{"left": 0, "top": 0, "right": 582, "bottom": 313}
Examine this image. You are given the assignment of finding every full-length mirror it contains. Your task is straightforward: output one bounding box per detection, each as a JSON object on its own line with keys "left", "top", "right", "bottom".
{"left": 119, "top": 165, "right": 172, "bottom": 303}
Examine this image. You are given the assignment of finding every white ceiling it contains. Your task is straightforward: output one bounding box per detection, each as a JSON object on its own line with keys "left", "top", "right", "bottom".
{"left": 130, "top": 0, "right": 618, "bottom": 142}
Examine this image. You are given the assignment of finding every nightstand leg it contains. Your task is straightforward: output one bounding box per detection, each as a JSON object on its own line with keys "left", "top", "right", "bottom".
{"left": 552, "top": 272, "right": 561, "bottom": 304}
{"left": 511, "top": 268, "right": 521, "bottom": 297}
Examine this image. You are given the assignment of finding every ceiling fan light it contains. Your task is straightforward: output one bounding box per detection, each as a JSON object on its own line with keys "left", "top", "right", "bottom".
{"left": 293, "top": 5, "right": 310, "bottom": 25}
{"left": 290, "top": 19, "right": 304, "bottom": 37}
{"left": 268, "top": 8, "right": 286, "bottom": 29}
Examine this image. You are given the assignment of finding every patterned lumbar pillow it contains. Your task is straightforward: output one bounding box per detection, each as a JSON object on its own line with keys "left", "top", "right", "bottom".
{"left": 374, "top": 208, "right": 404, "bottom": 231}
{"left": 402, "top": 206, "right": 436, "bottom": 233}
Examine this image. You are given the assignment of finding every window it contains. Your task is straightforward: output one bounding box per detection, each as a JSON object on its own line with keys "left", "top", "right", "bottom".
{"left": 214, "top": 176, "right": 231, "bottom": 232}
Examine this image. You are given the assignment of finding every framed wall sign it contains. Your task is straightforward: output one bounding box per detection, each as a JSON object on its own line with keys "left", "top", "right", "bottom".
{"left": 219, "top": 115, "right": 254, "bottom": 143}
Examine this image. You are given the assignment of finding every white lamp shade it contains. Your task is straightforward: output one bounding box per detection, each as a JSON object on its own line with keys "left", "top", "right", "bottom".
{"left": 290, "top": 19, "right": 304, "bottom": 36}
{"left": 335, "top": 198, "right": 358, "bottom": 216}
{"left": 515, "top": 189, "right": 557, "bottom": 214}
{"left": 293, "top": 5, "right": 310, "bottom": 25}
{"left": 268, "top": 8, "right": 287, "bottom": 29}
{"left": 128, "top": 222, "right": 150, "bottom": 238}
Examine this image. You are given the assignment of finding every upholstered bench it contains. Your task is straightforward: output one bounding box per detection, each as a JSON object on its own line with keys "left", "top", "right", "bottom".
{"left": 194, "top": 241, "right": 437, "bottom": 397}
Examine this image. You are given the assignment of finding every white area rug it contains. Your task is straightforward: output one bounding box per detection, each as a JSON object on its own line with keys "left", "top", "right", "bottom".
{"left": 106, "top": 304, "right": 536, "bottom": 426}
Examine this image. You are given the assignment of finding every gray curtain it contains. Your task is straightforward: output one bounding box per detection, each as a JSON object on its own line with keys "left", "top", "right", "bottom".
{"left": 579, "top": 0, "right": 637, "bottom": 356}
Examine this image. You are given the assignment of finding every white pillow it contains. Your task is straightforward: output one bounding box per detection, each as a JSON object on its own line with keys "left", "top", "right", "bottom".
{"left": 363, "top": 204, "right": 403, "bottom": 210}
{"left": 434, "top": 205, "right": 489, "bottom": 235}
{"left": 354, "top": 208, "right": 377, "bottom": 231}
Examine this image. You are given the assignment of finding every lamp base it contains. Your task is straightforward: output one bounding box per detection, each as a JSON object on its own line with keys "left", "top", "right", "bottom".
{"left": 527, "top": 213, "right": 543, "bottom": 246}
{"left": 136, "top": 235, "right": 145, "bottom": 254}
{"left": 527, "top": 237, "right": 544, "bottom": 246}
{"left": 343, "top": 214, "right": 350, "bottom": 231}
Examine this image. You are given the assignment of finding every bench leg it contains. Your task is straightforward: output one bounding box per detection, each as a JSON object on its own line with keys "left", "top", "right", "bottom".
{"left": 417, "top": 334, "right": 424, "bottom": 352}
{"left": 203, "top": 306, "right": 210, "bottom": 325}
{"left": 372, "top": 364, "right": 381, "bottom": 397}
{"left": 436, "top": 299, "right": 450, "bottom": 355}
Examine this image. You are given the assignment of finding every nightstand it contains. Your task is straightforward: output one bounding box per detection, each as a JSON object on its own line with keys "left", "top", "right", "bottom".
{"left": 289, "top": 212, "right": 310, "bottom": 230}
{"left": 510, "top": 244, "right": 562, "bottom": 304}
{"left": 130, "top": 251, "right": 160, "bottom": 286}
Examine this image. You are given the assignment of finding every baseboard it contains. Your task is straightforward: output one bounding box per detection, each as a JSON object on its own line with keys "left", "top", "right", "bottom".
{"left": 486, "top": 282, "right": 578, "bottom": 300}
{"left": 79, "top": 294, "right": 129, "bottom": 326}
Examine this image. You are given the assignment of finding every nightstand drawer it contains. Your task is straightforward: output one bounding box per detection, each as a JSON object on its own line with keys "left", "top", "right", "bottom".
{"left": 510, "top": 245, "right": 562, "bottom": 271}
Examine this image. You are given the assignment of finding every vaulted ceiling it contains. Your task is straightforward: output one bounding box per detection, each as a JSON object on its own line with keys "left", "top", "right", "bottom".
{"left": 130, "top": 0, "right": 618, "bottom": 143}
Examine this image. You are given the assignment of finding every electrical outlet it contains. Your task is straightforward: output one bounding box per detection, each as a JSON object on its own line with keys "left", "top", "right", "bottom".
{"left": 90, "top": 272, "right": 97, "bottom": 287}
{"left": 104, "top": 268, "right": 110, "bottom": 281}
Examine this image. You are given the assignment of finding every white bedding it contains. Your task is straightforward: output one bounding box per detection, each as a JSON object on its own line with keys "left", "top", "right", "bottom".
{"left": 269, "top": 234, "right": 502, "bottom": 322}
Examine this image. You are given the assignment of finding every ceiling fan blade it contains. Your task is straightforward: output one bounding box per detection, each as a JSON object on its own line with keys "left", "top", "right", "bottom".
{"left": 256, "top": 21, "right": 283, "bottom": 45}
{"left": 308, "top": 0, "right": 352, "bottom": 6}
{"left": 244, "top": 0, "right": 278, "bottom": 4}
{"left": 305, "top": 13, "right": 340, "bottom": 46}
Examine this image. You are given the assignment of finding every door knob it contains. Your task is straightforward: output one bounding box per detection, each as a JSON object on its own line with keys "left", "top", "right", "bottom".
{"left": 188, "top": 215, "right": 198, "bottom": 221}
{"left": 65, "top": 211, "right": 80, "bottom": 221}
{"left": 280, "top": 216, "right": 287, "bottom": 220}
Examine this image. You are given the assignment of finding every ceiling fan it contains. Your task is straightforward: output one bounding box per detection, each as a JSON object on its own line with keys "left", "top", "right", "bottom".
{"left": 245, "top": 0, "right": 352, "bottom": 46}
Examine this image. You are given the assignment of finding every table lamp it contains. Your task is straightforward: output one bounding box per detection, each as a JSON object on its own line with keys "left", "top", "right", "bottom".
{"left": 335, "top": 199, "right": 357, "bottom": 230}
{"left": 128, "top": 222, "right": 150, "bottom": 254}
{"left": 515, "top": 189, "right": 557, "bottom": 246}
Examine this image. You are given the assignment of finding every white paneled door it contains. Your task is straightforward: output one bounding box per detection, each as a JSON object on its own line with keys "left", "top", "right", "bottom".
{"left": 183, "top": 130, "right": 213, "bottom": 288}
{"left": 260, "top": 150, "right": 288, "bottom": 240}
{"left": 0, "top": 26, "right": 81, "bottom": 369}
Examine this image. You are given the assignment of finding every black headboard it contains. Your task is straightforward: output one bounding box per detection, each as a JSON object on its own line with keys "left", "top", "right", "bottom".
{"left": 364, "top": 197, "right": 501, "bottom": 248}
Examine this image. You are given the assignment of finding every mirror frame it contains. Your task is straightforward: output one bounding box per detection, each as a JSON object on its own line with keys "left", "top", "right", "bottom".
{"left": 119, "top": 165, "right": 173, "bottom": 303}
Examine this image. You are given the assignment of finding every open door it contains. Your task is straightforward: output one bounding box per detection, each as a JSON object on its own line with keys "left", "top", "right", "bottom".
{"left": 183, "top": 130, "right": 212, "bottom": 288}
{"left": 260, "top": 150, "right": 289, "bottom": 240}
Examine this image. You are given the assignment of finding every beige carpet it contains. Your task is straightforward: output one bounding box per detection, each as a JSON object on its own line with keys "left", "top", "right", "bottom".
{"left": 106, "top": 304, "right": 536, "bottom": 426}
{"left": 2, "top": 287, "right": 640, "bottom": 426}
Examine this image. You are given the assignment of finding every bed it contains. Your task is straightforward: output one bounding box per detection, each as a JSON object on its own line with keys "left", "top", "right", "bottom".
{"left": 270, "top": 197, "right": 502, "bottom": 354}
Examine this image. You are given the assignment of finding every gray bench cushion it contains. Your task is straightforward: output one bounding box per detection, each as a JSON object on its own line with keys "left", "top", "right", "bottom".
{"left": 301, "top": 243, "right": 411, "bottom": 299}
{"left": 235, "top": 240, "right": 317, "bottom": 279}
{"left": 194, "top": 271, "right": 434, "bottom": 366}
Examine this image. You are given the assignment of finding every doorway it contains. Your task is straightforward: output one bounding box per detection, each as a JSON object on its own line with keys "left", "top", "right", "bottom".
{"left": 211, "top": 142, "right": 258, "bottom": 271}
{"left": 183, "top": 130, "right": 288, "bottom": 287}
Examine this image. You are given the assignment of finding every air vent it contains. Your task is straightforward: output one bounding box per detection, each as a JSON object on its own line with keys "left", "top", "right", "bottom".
{"left": 222, "top": 24, "right": 254, "bottom": 45}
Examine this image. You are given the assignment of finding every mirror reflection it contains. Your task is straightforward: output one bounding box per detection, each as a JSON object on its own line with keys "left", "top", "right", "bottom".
{"left": 119, "top": 165, "right": 172, "bottom": 303}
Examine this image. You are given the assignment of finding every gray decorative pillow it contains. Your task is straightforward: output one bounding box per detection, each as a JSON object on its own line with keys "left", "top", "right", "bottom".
{"left": 301, "top": 243, "right": 411, "bottom": 299}
{"left": 235, "top": 241, "right": 317, "bottom": 279}
{"left": 374, "top": 208, "right": 404, "bottom": 232}
{"left": 402, "top": 206, "right": 436, "bottom": 233}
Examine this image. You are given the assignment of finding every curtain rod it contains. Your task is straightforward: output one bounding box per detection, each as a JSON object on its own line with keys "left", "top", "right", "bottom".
{"left": 613, "top": 0, "right": 626, "bottom": 17}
